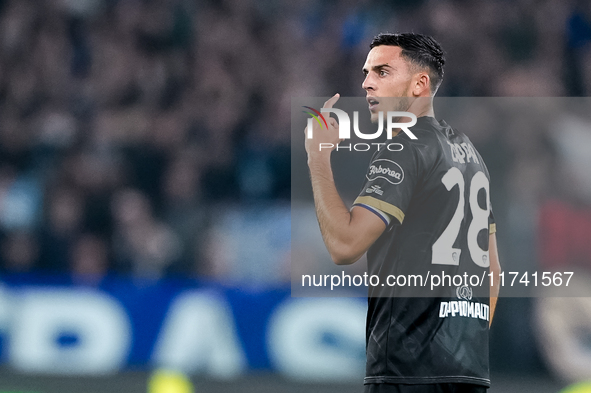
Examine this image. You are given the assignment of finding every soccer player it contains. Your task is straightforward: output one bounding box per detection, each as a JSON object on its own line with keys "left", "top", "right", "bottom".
{"left": 304, "top": 33, "right": 501, "bottom": 393}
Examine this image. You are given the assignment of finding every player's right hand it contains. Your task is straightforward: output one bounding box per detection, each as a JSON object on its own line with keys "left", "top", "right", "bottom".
{"left": 304, "top": 93, "right": 342, "bottom": 157}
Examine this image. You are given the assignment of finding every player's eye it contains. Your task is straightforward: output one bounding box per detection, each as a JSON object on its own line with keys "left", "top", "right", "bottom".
{"left": 379, "top": 70, "right": 387, "bottom": 77}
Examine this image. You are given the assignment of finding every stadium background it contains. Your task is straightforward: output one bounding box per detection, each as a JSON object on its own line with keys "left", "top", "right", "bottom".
{"left": 0, "top": 0, "right": 589, "bottom": 392}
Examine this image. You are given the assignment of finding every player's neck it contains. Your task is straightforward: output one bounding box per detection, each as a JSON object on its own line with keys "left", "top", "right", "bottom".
{"left": 415, "top": 107, "right": 435, "bottom": 118}
{"left": 389, "top": 101, "right": 435, "bottom": 137}
{"left": 407, "top": 96, "right": 435, "bottom": 119}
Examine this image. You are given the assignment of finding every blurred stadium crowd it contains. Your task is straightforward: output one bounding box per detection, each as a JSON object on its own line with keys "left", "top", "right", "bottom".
{"left": 0, "top": 0, "right": 590, "bottom": 284}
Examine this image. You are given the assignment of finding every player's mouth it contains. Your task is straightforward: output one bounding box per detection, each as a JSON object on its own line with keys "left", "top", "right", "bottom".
{"left": 367, "top": 97, "right": 380, "bottom": 111}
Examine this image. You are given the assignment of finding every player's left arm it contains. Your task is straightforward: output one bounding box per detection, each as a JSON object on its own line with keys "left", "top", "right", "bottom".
{"left": 489, "top": 232, "right": 501, "bottom": 327}
{"left": 305, "top": 94, "right": 387, "bottom": 265}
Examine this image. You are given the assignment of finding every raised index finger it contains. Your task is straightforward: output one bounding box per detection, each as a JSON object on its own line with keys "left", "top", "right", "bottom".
{"left": 323, "top": 93, "right": 340, "bottom": 109}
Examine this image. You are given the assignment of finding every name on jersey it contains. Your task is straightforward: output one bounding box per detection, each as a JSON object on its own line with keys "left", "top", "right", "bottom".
{"left": 447, "top": 141, "right": 480, "bottom": 164}
{"left": 367, "top": 159, "right": 404, "bottom": 185}
{"left": 439, "top": 300, "right": 489, "bottom": 321}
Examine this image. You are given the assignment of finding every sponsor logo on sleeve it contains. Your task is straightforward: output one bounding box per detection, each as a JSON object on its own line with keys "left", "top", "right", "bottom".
{"left": 365, "top": 185, "right": 384, "bottom": 195}
{"left": 366, "top": 159, "right": 404, "bottom": 185}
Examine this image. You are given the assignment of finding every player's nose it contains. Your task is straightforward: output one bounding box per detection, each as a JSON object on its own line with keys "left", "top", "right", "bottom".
{"left": 362, "top": 74, "right": 376, "bottom": 92}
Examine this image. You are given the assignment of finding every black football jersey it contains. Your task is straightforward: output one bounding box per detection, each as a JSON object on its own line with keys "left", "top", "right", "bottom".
{"left": 353, "top": 116, "right": 495, "bottom": 387}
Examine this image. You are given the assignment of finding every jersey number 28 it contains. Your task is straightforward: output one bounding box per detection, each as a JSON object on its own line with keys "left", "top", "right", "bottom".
{"left": 432, "top": 167, "right": 490, "bottom": 268}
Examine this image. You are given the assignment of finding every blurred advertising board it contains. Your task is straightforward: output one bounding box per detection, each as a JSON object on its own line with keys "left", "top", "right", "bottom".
{"left": 0, "top": 274, "right": 366, "bottom": 381}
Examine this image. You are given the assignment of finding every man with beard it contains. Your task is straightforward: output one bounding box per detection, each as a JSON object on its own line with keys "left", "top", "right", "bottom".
{"left": 304, "top": 33, "right": 501, "bottom": 393}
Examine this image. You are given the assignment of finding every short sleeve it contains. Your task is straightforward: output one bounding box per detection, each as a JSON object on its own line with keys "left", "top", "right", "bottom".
{"left": 353, "top": 142, "right": 420, "bottom": 225}
{"left": 489, "top": 208, "right": 496, "bottom": 234}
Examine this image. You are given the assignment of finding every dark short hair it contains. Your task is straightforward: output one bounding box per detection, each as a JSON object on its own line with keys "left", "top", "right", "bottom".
{"left": 370, "top": 33, "right": 445, "bottom": 92}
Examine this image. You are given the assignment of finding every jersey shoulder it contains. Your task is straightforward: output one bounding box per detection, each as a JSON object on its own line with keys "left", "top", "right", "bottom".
{"left": 411, "top": 117, "right": 488, "bottom": 171}
{"left": 381, "top": 116, "right": 453, "bottom": 174}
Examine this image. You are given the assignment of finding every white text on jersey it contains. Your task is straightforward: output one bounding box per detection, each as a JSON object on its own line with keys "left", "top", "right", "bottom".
{"left": 447, "top": 141, "right": 480, "bottom": 165}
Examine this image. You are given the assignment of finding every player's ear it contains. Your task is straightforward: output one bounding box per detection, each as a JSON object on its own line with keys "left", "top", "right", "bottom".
{"left": 413, "top": 72, "right": 431, "bottom": 96}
